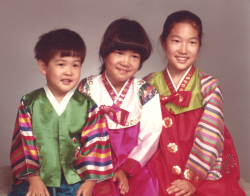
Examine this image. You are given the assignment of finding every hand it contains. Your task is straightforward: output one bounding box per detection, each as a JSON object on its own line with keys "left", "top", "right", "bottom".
{"left": 26, "top": 174, "right": 50, "bottom": 196}
{"left": 166, "top": 179, "right": 196, "bottom": 196}
{"left": 76, "top": 180, "right": 96, "bottom": 196}
{"left": 113, "top": 170, "right": 129, "bottom": 195}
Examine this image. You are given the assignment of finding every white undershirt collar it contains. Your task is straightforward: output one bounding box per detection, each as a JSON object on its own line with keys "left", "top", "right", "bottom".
{"left": 166, "top": 65, "right": 192, "bottom": 91}
{"left": 43, "top": 84, "right": 76, "bottom": 116}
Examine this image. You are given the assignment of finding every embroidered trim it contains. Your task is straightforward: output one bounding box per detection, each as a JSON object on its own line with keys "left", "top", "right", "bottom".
{"left": 102, "top": 73, "right": 133, "bottom": 108}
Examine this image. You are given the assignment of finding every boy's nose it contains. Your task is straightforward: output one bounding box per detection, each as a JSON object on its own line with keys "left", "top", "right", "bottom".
{"left": 65, "top": 68, "right": 73, "bottom": 75}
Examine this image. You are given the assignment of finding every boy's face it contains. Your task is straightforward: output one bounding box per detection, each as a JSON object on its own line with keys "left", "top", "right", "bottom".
{"left": 38, "top": 53, "right": 81, "bottom": 100}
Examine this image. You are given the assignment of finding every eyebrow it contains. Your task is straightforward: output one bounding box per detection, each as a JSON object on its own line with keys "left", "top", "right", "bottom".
{"left": 170, "top": 35, "right": 199, "bottom": 40}
{"left": 55, "top": 59, "right": 81, "bottom": 63}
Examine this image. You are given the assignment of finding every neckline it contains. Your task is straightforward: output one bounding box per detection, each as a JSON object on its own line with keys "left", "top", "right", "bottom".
{"left": 102, "top": 72, "right": 133, "bottom": 107}
{"left": 163, "top": 65, "right": 196, "bottom": 94}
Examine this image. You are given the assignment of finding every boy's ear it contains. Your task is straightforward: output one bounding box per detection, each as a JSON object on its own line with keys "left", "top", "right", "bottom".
{"left": 160, "top": 36, "right": 166, "bottom": 51}
{"left": 38, "top": 60, "right": 47, "bottom": 75}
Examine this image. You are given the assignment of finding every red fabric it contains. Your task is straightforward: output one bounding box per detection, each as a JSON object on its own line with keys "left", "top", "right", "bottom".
{"left": 152, "top": 103, "right": 245, "bottom": 196}
{"left": 99, "top": 104, "right": 129, "bottom": 126}
{"left": 120, "top": 158, "right": 142, "bottom": 177}
{"left": 160, "top": 91, "right": 192, "bottom": 107}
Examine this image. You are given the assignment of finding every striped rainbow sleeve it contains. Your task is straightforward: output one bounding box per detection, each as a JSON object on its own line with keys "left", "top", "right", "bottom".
{"left": 183, "top": 72, "right": 224, "bottom": 187}
{"left": 10, "top": 98, "right": 39, "bottom": 184}
{"left": 74, "top": 101, "right": 113, "bottom": 181}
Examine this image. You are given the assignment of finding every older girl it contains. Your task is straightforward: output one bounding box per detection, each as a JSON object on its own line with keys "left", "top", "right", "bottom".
{"left": 144, "top": 10, "right": 245, "bottom": 196}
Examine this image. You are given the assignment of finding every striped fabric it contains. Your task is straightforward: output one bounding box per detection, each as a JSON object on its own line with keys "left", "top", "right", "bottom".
{"left": 10, "top": 97, "right": 113, "bottom": 184}
{"left": 74, "top": 105, "right": 113, "bottom": 180}
{"left": 185, "top": 72, "right": 224, "bottom": 183}
{"left": 10, "top": 98, "right": 39, "bottom": 184}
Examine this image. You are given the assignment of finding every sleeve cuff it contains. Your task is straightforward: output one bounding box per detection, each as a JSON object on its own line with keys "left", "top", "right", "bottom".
{"left": 120, "top": 158, "right": 142, "bottom": 177}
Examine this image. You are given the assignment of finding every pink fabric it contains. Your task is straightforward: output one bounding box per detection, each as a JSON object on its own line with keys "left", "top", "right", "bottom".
{"left": 93, "top": 124, "right": 159, "bottom": 196}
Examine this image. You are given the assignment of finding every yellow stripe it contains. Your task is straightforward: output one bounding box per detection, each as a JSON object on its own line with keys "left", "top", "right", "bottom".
{"left": 81, "top": 122, "right": 106, "bottom": 137}
{"left": 204, "top": 110, "right": 224, "bottom": 126}
{"left": 19, "top": 117, "right": 31, "bottom": 123}
{"left": 201, "top": 79, "right": 217, "bottom": 92}
{"left": 77, "top": 151, "right": 111, "bottom": 159}
{"left": 24, "top": 146, "right": 38, "bottom": 156}
{"left": 213, "top": 94, "right": 223, "bottom": 107}
{"left": 187, "top": 160, "right": 207, "bottom": 177}
{"left": 194, "top": 142, "right": 216, "bottom": 160}
{"left": 196, "top": 127, "right": 223, "bottom": 147}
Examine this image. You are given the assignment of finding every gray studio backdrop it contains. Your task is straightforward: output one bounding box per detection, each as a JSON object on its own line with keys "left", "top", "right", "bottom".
{"left": 1, "top": 0, "right": 250, "bottom": 182}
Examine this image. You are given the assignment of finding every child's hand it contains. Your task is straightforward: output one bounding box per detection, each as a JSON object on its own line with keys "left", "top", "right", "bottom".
{"left": 166, "top": 179, "right": 196, "bottom": 196}
{"left": 113, "top": 170, "right": 129, "bottom": 195}
{"left": 76, "top": 180, "right": 96, "bottom": 196}
{"left": 26, "top": 174, "right": 50, "bottom": 196}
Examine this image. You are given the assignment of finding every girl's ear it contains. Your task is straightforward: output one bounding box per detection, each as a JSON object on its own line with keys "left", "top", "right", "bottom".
{"left": 38, "top": 60, "right": 47, "bottom": 75}
{"left": 160, "top": 36, "right": 166, "bottom": 51}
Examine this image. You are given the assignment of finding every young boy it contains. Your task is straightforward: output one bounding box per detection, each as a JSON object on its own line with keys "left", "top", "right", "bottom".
{"left": 9, "top": 29, "right": 113, "bottom": 196}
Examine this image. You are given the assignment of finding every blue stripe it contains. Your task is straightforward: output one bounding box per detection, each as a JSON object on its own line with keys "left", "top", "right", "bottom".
{"left": 206, "top": 106, "right": 224, "bottom": 121}
{"left": 82, "top": 131, "right": 109, "bottom": 143}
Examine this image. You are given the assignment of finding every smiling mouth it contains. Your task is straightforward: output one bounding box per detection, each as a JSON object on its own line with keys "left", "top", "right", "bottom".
{"left": 117, "top": 68, "right": 128, "bottom": 74}
{"left": 61, "top": 79, "right": 72, "bottom": 84}
{"left": 176, "top": 57, "right": 188, "bottom": 61}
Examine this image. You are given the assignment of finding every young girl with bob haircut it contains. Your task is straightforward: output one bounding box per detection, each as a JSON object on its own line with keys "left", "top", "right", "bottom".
{"left": 77, "top": 18, "right": 162, "bottom": 196}
{"left": 144, "top": 10, "right": 246, "bottom": 196}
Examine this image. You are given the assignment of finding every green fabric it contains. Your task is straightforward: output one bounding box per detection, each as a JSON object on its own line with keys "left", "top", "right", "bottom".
{"left": 148, "top": 69, "right": 203, "bottom": 114}
{"left": 24, "top": 88, "right": 93, "bottom": 187}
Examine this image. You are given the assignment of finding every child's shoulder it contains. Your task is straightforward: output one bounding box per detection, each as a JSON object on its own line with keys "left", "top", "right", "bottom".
{"left": 196, "top": 68, "right": 221, "bottom": 97}
{"left": 22, "top": 87, "right": 45, "bottom": 102}
{"left": 143, "top": 71, "right": 163, "bottom": 83}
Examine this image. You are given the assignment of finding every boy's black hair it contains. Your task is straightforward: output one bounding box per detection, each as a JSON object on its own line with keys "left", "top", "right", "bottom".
{"left": 99, "top": 18, "right": 152, "bottom": 74}
{"left": 35, "top": 28, "right": 86, "bottom": 65}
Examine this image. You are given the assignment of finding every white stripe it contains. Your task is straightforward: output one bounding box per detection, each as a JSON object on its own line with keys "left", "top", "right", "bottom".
{"left": 80, "top": 163, "right": 113, "bottom": 171}
{"left": 198, "top": 121, "right": 224, "bottom": 141}
{"left": 84, "top": 135, "right": 110, "bottom": 148}
{"left": 189, "top": 154, "right": 210, "bottom": 170}
{"left": 20, "top": 130, "right": 33, "bottom": 136}
{"left": 196, "top": 138, "right": 219, "bottom": 157}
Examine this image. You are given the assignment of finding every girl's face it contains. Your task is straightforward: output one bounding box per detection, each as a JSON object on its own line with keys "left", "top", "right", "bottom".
{"left": 105, "top": 50, "right": 140, "bottom": 92}
{"left": 161, "top": 22, "right": 199, "bottom": 75}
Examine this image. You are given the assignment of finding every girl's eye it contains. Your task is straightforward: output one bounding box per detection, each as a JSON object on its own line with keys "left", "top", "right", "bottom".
{"left": 73, "top": 64, "right": 79, "bottom": 67}
{"left": 173, "top": 40, "right": 180, "bottom": 43}
{"left": 58, "top": 63, "right": 64, "bottom": 66}
{"left": 132, "top": 55, "right": 140, "bottom": 59}
{"left": 190, "top": 41, "right": 196, "bottom": 44}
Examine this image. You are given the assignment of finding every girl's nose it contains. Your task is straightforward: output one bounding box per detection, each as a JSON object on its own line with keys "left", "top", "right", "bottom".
{"left": 121, "top": 56, "right": 130, "bottom": 66}
{"left": 179, "top": 43, "right": 188, "bottom": 54}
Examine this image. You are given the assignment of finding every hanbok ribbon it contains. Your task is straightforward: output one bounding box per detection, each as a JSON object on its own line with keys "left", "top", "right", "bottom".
{"left": 99, "top": 104, "right": 129, "bottom": 126}
{"left": 160, "top": 91, "right": 192, "bottom": 107}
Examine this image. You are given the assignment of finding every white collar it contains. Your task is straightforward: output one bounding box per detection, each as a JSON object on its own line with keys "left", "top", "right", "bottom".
{"left": 43, "top": 84, "right": 76, "bottom": 116}
{"left": 166, "top": 65, "right": 192, "bottom": 91}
